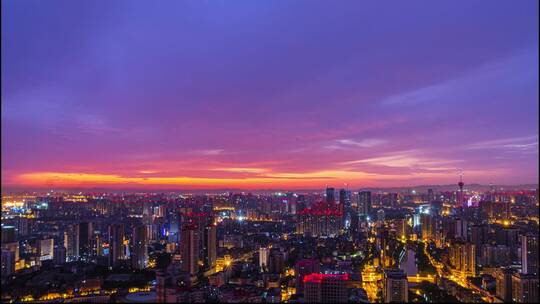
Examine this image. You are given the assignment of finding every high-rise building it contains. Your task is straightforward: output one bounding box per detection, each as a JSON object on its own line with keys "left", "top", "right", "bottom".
{"left": 455, "top": 219, "right": 469, "bottom": 241}
{"left": 296, "top": 202, "right": 342, "bottom": 237}
{"left": 79, "top": 222, "right": 93, "bottom": 257}
{"left": 64, "top": 224, "right": 80, "bottom": 261}
{"left": 377, "top": 209, "right": 385, "bottom": 223}
{"left": 268, "top": 248, "right": 286, "bottom": 274}
{"left": 181, "top": 223, "right": 199, "bottom": 276}
{"left": 520, "top": 233, "right": 538, "bottom": 275}
{"left": 204, "top": 223, "right": 217, "bottom": 269}
{"left": 494, "top": 267, "right": 513, "bottom": 302}
{"left": 427, "top": 188, "right": 434, "bottom": 202}
{"left": 394, "top": 218, "right": 407, "bottom": 240}
{"left": 420, "top": 213, "right": 435, "bottom": 241}
{"left": 339, "top": 188, "right": 352, "bottom": 229}
{"left": 295, "top": 259, "right": 320, "bottom": 295}
{"left": 471, "top": 224, "right": 489, "bottom": 258}
{"left": 511, "top": 273, "right": 539, "bottom": 303}
{"left": 38, "top": 238, "right": 54, "bottom": 261}
{"left": 53, "top": 246, "right": 66, "bottom": 265}
{"left": 131, "top": 225, "right": 148, "bottom": 270}
{"left": 1, "top": 226, "right": 16, "bottom": 243}
{"left": 1, "top": 249, "right": 15, "bottom": 279}
{"left": 303, "top": 273, "right": 349, "bottom": 303}
{"left": 259, "top": 247, "right": 269, "bottom": 271}
{"left": 108, "top": 224, "right": 124, "bottom": 267}
{"left": 383, "top": 269, "right": 408, "bottom": 303}
{"left": 449, "top": 241, "right": 475, "bottom": 277}
{"left": 325, "top": 187, "right": 335, "bottom": 204}
{"left": 358, "top": 191, "right": 372, "bottom": 216}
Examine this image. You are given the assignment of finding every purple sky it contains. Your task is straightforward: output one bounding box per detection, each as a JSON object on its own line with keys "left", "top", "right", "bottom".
{"left": 2, "top": 0, "right": 538, "bottom": 190}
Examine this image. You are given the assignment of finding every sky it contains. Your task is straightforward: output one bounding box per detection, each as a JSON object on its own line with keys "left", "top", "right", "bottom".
{"left": 1, "top": 0, "right": 539, "bottom": 190}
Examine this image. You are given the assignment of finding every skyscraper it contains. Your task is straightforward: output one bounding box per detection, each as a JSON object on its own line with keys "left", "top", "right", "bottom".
{"left": 520, "top": 233, "right": 538, "bottom": 275}
{"left": 358, "top": 191, "right": 372, "bottom": 216}
{"left": 79, "top": 222, "right": 93, "bottom": 257}
{"left": 325, "top": 187, "right": 335, "bottom": 204}
{"left": 64, "top": 224, "right": 80, "bottom": 262}
{"left": 204, "top": 223, "right": 217, "bottom": 269}
{"left": 494, "top": 267, "right": 513, "bottom": 302}
{"left": 259, "top": 247, "right": 269, "bottom": 271}
{"left": 108, "top": 223, "right": 124, "bottom": 267}
{"left": 181, "top": 223, "right": 199, "bottom": 276}
{"left": 131, "top": 225, "right": 148, "bottom": 270}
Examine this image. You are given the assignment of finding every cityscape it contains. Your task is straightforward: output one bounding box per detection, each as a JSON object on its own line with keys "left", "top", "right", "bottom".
{"left": 1, "top": 0, "right": 539, "bottom": 303}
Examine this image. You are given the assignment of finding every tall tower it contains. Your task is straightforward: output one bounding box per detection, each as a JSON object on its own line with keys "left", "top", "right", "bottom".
{"left": 458, "top": 171, "right": 465, "bottom": 207}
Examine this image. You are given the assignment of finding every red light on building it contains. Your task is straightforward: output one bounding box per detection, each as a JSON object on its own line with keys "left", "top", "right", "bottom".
{"left": 303, "top": 273, "right": 349, "bottom": 283}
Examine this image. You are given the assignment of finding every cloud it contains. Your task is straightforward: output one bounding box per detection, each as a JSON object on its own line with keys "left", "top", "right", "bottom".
{"left": 198, "top": 149, "right": 225, "bottom": 156}
{"left": 465, "top": 136, "right": 538, "bottom": 151}
{"left": 341, "top": 150, "right": 463, "bottom": 171}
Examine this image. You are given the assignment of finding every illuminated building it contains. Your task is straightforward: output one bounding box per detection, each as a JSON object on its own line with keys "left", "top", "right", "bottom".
{"left": 358, "top": 191, "right": 372, "bottom": 216}
{"left": 303, "top": 273, "right": 348, "bottom": 303}
{"left": 296, "top": 201, "right": 342, "bottom": 237}
{"left": 64, "top": 224, "right": 80, "bottom": 261}
{"left": 482, "top": 244, "right": 511, "bottom": 267}
{"left": 511, "top": 273, "right": 539, "bottom": 303}
{"left": 449, "top": 241, "right": 475, "bottom": 277}
{"left": 259, "top": 247, "right": 269, "bottom": 271}
{"left": 131, "top": 225, "right": 148, "bottom": 270}
{"left": 383, "top": 269, "right": 408, "bottom": 303}
{"left": 420, "top": 213, "right": 435, "bottom": 241}
{"left": 520, "top": 233, "right": 538, "bottom": 275}
{"left": 494, "top": 267, "right": 513, "bottom": 302}
{"left": 38, "top": 238, "right": 54, "bottom": 261}
{"left": 339, "top": 188, "right": 352, "bottom": 229}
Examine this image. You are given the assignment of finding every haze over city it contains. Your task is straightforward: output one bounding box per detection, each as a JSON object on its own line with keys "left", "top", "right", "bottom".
{"left": 2, "top": 0, "right": 538, "bottom": 190}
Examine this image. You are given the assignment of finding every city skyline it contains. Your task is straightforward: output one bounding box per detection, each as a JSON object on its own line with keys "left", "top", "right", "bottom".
{"left": 2, "top": 0, "right": 539, "bottom": 190}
